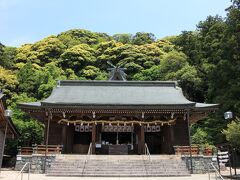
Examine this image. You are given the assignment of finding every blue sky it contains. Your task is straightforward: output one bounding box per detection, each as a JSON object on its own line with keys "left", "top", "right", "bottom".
{"left": 0, "top": 0, "right": 232, "bottom": 47}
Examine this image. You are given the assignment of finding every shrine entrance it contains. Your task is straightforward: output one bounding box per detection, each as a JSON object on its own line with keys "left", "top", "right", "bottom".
{"left": 145, "top": 132, "right": 161, "bottom": 154}
{"left": 101, "top": 132, "right": 132, "bottom": 145}
{"left": 144, "top": 125, "right": 162, "bottom": 154}
{"left": 71, "top": 124, "right": 136, "bottom": 155}
{"left": 71, "top": 123, "right": 166, "bottom": 155}
{"left": 97, "top": 125, "right": 134, "bottom": 155}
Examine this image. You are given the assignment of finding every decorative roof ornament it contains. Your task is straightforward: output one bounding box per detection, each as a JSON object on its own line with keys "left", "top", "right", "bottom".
{"left": 107, "top": 61, "right": 127, "bottom": 81}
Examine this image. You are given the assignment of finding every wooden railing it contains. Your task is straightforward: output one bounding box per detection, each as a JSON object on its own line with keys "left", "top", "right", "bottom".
{"left": 174, "top": 146, "right": 213, "bottom": 156}
{"left": 18, "top": 145, "right": 63, "bottom": 155}
{"left": 174, "top": 146, "right": 199, "bottom": 155}
{"left": 18, "top": 147, "right": 33, "bottom": 155}
{"left": 34, "top": 145, "right": 62, "bottom": 154}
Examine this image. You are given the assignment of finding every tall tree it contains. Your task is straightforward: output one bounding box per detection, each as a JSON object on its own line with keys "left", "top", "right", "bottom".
{"left": 0, "top": 66, "right": 18, "bottom": 99}
{"left": 132, "top": 32, "right": 156, "bottom": 45}
{"left": 0, "top": 46, "right": 17, "bottom": 69}
{"left": 113, "top": 34, "right": 132, "bottom": 44}
{"left": 60, "top": 44, "right": 96, "bottom": 75}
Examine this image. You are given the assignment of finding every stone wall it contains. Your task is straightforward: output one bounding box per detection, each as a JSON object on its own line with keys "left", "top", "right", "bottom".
{"left": 15, "top": 154, "right": 56, "bottom": 173}
{"left": 182, "top": 155, "right": 217, "bottom": 174}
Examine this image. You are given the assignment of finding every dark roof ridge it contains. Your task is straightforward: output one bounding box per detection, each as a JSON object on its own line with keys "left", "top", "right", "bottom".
{"left": 57, "top": 80, "right": 177, "bottom": 87}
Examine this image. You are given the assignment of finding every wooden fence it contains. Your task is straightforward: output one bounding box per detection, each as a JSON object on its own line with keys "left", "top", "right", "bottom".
{"left": 174, "top": 145, "right": 214, "bottom": 156}
{"left": 18, "top": 144, "right": 63, "bottom": 155}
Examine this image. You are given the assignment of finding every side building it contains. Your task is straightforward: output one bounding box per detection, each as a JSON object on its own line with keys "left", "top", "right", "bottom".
{"left": 0, "top": 94, "right": 19, "bottom": 168}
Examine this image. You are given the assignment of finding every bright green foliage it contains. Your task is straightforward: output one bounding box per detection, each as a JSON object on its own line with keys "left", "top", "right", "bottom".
{"left": 113, "top": 34, "right": 132, "bottom": 44}
{"left": 15, "top": 36, "right": 65, "bottom": 66}
{"left": 0, "top": 66, "right": 18, "bottom": 99}
{"left": 60, "top": 44, "right": 96, "bottom": 74}
{"left": 192, "top": 128, "right": 209, "bottom": 145}
{"left": 132, "top": 32, "right": 156, "bottom": 45}
{"left": 0, "top": 46, "right": 17, "bottom": 69}
{"left": 36, "top": 62, "right": 68, "bottom": 99}
{"left": 96, "top": 41, "right": 123, "bottom": 70}
{"left": 133, "top": 65, "right": 160, "bottom": 81}
{"left": 80, "top": 66, "right": 107, "bottom": 80}
{"left": 64, "top": 68, "right": 78, "bottom": 80}
{"left": 15, "top": 44, "right": 38, "bottom": 64}
{"left": 31, "top": 36, "right": 66, "bottom": 65}
{"left": 57, "top": 29, "right": 112, "bottom": 48}
{"left": 17, "top": 61, "right": 39, "bottom": 97}
{"left": 223, "top": 119, "right": 240, "bottom": 150}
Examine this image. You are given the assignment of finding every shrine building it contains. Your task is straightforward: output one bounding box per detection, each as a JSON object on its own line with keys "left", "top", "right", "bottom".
{"left": 18, "top": 67, "right": 218, "bottom": 155}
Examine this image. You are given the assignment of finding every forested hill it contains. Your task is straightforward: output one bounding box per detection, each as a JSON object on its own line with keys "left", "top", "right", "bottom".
{"left": 0, "top": 0, "right": 239, "bottom": 152}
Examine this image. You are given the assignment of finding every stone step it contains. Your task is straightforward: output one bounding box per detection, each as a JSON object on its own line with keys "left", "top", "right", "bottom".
{"left": 47, "top": 173, "right": 190, "bottom": 177}
{"left": 47, "top": 155, "right": 190, "bottom": 177}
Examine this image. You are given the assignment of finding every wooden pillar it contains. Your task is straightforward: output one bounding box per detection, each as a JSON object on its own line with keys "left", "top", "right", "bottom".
{"left": 92, "top": 124, "right": 96, "bottom": 154}
{"left": 66, "top": 125, "right": 74, "bottom": 153}
{"left": 161, "top": 125, "right": 172, "bottom": 154}
{"left": 62, "top": 125, "right": 67, "bottom": 153}
{"left": 43, "top": 111, "right": 51, "bottom": 173}
{"left": 168, "top": 125, "right": 174, "bottom": 154}
{"left": 137, "top": 125, "right": 145, "bottom": 154}
{"left": 140, "top": 126, "right": 145, "bottom": 154}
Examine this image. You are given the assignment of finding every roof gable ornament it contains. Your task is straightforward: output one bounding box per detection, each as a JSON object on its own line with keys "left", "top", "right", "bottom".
{"left": 107, "top": 61, "right": 127, "bottom": 81}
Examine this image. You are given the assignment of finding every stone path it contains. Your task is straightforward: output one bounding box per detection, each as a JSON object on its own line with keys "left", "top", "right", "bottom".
{"left": 0, "top": 170, "right": 222, "bottom": 180}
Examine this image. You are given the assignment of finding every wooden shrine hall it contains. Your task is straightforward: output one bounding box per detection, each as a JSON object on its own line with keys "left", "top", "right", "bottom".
{"left": 18, "top": 66, "right": 218, "bottom": 155}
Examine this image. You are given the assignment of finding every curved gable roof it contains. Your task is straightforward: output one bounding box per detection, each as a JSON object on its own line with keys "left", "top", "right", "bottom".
{"left": 41, "top": 80, "right": 195, "bottom": 106}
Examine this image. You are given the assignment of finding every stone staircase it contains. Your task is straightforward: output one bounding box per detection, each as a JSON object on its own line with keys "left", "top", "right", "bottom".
{"left": 46, "top": 155, "right": 190, "bottom": 177}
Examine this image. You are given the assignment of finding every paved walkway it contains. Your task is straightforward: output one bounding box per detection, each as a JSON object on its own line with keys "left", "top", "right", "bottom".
{"left": 0, "top": 170, "right": 218, "bottom": 180}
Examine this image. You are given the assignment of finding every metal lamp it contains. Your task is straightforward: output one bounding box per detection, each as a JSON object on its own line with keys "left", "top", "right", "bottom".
{"left": 224, "top": 111, "right": 233, "bottom": 120}
{"left": 4, "top": 109, "right": 13, "bottom": 117}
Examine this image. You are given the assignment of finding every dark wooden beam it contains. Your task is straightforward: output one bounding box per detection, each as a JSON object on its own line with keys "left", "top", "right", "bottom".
{"left": 91, "top": 124, "right": 96, "bottom": 154}
{"left": 140, "top": 126, "right": 145, "bottom": 154}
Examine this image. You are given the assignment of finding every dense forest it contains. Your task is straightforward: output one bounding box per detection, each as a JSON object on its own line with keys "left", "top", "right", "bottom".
{"left": 0, "top": 0, "right": 240, "bottom": 154}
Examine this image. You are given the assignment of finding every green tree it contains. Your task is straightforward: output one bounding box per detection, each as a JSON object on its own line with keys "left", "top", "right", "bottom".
{"left": 17, "top": 61, "right": 40, "bottom": 97}
{"left": 0, "top": 43, "right": 4, "bottom": 56}
{"left": 0, "top": 66, "right": 18, "bottom": 99}
{"left": 0, "top": 46, "right": 17, "bottom": 69}
{"left": 15, "top": 44, "right": 39, "bottom": 65}
{"left": 80, "top": 66, "right": 107, "bottom": 80}
{"left": 31, "top": 36, "right": 66, "bottom": 65}
{"left": 132, "top": 32, "right": 156, "bottom": 45}
{"left": 58, "top": 29, "right": 112, "bottom": 48}
{"left": 60, "top": 44, "right": 96, "bottom": 75}
{"left": 36, "top": 62, "right": 68, "bottom": 99}
{"left": 223, "top": 118, "right": 240, "bottom": 150}
{"left": 9, "top": 93, "right": 44, "bottom": 146}
{"left": 113, "top": 34, "right": 132, "bottom": 44}
{"left": 192, "top": 128, "right": 209, "bottom": 145}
